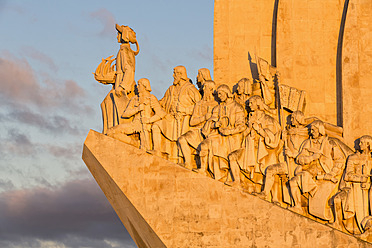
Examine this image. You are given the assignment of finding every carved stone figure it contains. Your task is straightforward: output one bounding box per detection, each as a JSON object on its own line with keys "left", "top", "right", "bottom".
{"left": 195, "top": 84, "right": 245, "bottom": 180}
{"left": 114, "top": 24, "right": 139, "bottom": 96}
{"left": 227, "top": 95, "right": 282, "bottom": 190}
{"left": 333, "top": 135, "right": 372, "bottom": 234}
{"left": 177, "top": 80, "right": 218, "bottom": 169}
{"left": 150, "top": 66, "right": 201, "bottom": 160}
{"left": 234, "top": 78, "right": 253, "bottom": 109}
{"left": 95, "top": 24, "right": 140, "bottom": 134}
{"left": 256, "top": 111, "right": 308, "bottom": 203}
{"left": 106, "top": 78, "right": 166, "bottom": 150}
{"left": 196, "top": 68, "right": 212, "bottom": 96}
{"left": 289, "top": 120, "right": 347, "bottom": 220}
{"left": 100, "top": 86, "right": 130, "bottom": 134}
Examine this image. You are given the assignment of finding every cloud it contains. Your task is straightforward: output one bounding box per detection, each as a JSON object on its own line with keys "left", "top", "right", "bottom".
{"left": 90, "top": 8, "right": 116, "bottom": 36}
{"left": 0, "top": 178, "right": 136, "bottom": 248}
{"left": 22, "top": 46, "right": 58, "bottom": 72}
{"left": 0, "top": 128, "right": 36, "bottom": 157}
{"left": 0, "top": 53, "right": 93, "bottom": 115}
{"left": 0, "top": 109, "right": 82, "bottom": 136}
{"left": 46, "top": 144, "right": 81, "bottom": 159}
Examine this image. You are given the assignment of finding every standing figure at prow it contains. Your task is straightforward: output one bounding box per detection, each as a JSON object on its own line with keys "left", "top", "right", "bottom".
{"left": 115, "top": 24, "right": 139, "bottom": 97}
{"left": 106, "top": 78, "right": 166, "bottom": 150}
{"left": 95, "top": 24, "right": 140, "bottom": 134}
{"left": 289, "top": 120, "right": 346, "bottom": 219}
{"left": 149, "top": 66, "right": 201, "bottom": 162}
{"left": 178, "top": 80, "right": 218, "bottom": 169}
{"left": 196, "top": 84, "right": 245, "bottom": 180}
{"left": 333, "top": 135, "right": 372, "bottom": 234}
{"left": 196, "top": 68, "right": 212, "bottom": 96}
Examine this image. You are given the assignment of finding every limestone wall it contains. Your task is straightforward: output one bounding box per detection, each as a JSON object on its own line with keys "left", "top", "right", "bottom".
{"left": 214, "top": 0, "right": 372, "bottom": 144}
{"left": 214, "top": 0, "right": 276, "bottom": 86}
{"left": 83, "top": 130, "right": 372, "bottom": 248}
{"left": 342, "top": 0, "right": 372, "bottom": 144}
{"left": 276, "top": 0, "right": 345, "bottom": 124}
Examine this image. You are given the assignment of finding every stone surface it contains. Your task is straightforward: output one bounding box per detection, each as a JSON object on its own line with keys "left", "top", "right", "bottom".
{"left": 83, "top": 130, "right": 372, "bottom": 248}
{"left": 341, "top": 0, "right": 372, "bottom": 145}
{"left": 276, "top": 0, "right": 345, "bottom": 124}
{"left": 214, "top": 0, "right": 276, "bottom": 87}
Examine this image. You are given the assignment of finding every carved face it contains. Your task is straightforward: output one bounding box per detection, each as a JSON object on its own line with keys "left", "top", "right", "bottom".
{"left": 137, "top": 82, "right": 145, "bottom": 94}
{"left": 360, "top": 140, "right": 368, "bottom": 152}
{"left": 248, "top": 99, "right": 258, "bottom": 111}
{"left": 310, "top": 126, "right": 320, "bottom": 139}
{"left": 217, "top": 90, "right": 228, "bottom": 102}
{"left": 196, "top": 71, "right": 202, "bottom": 83}
{"left": 291, "top": 115, "right": 299, "bottom": 126}
{"left": 237, "top": 81, "right": 245, "bottom": 94}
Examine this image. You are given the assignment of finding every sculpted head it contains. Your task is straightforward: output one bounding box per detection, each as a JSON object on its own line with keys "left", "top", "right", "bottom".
{"left": 196, "top": 68, "right": 212, "bottom": 89}
{"left": 291, "top": 111, "right": 306, "bottom": 127}
{"left": 237, "top": 78, "right": 252, "bottom": 95}
{"left": 310, "top": 120, "right": 325, "bottom": 139}
{"left": 173, "top": 66, "right": 188, "bottom": 85}
{"left": 248, "top": 95, "right": 265, "bottom": 112}
{"left": 137, "top": 78, "right": 152, "bottom": 93}
{"left": 203, "top": 80, "right": 216, "bottom": 98}
{"left": 216, "top": 84, "right": 232, "bottom": 103}
{"left": 359, "top": 135, "right": 372, "bottom": 153}
{"left": 116, "top": 24, "right": 137, "bottom": 44}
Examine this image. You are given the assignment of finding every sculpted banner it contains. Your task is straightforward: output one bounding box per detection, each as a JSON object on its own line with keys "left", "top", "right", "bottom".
{"left": 93, "top": 24, "right": 372, "bottom": 242}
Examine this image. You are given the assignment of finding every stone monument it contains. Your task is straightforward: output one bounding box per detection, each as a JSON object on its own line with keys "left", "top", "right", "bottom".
{"left": 83, "top": 1, "right": 372, "bottom": 246}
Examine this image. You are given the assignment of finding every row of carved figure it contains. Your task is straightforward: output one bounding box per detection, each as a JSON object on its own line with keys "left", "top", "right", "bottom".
{"left": 95, "top": 24, "right": 372, "bottom": 239}
{"left": 102, "top": 65, "right": 372, "bottom": 237}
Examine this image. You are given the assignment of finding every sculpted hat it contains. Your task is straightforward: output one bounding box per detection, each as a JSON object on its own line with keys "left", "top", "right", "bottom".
{"left": 115, "top": 24, "right": 134, "bottom": 43}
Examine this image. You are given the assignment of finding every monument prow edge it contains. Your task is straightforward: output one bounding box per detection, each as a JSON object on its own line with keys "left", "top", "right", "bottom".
{"left": 82, "top": 129, "right": 372, "bottom": 248}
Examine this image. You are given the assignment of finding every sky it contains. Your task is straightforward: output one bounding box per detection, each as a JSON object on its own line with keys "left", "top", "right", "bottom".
{"left": 0, "top": 1, "right": 214, "bottom": 247}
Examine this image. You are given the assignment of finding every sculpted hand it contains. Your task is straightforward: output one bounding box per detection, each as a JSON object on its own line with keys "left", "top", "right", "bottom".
{"left": 219, "top": 128, "right": 230, "bottom": 136}
{"left": 176, "top": 105, "right": 186, "bottom": 114}
{"left": 296, "top": 156, "right": 306, "bottom": 165}
{"left": 252, "top": 123, "right": 261, "bottom": 132}
{"left": 205, "top": 111, "right": 212, "bottom": 121}
{"left": 141, "top": 117, "right": 150, "bottom": 124}
{"left": 214, "top": 121, "right": 222, "bottom": 128}
{"left": 115, "top": 88, "right": 124, "bottom": 97}
{"left": 259, "top": 74, "right": 265, "bottom": 82}
{"left": 138, "top": 104, "right": 145, "bottom": 112}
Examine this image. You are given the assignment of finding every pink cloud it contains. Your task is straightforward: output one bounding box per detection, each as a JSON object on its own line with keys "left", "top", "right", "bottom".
{"left": 22, "top": 46, "right": 58, "bottom": 72}
{"left": 0, "top": 178, "right": 135, "bottom": 247}
{"left": 90, "top": 8, "right": 117, "bottom": 36}
{"left": 0, "top": 54, "right": 92, "bottom": 114}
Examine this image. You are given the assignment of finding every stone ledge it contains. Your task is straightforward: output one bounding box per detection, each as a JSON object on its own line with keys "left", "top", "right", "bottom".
{"left": 82, "top": 129, "right": 372, "bottom": 248}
